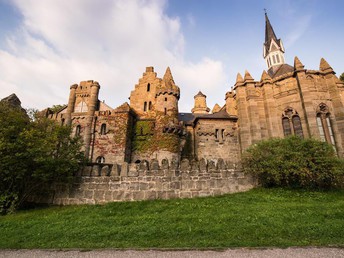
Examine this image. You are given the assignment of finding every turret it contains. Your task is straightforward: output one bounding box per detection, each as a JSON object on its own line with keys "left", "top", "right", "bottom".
{"left": 155, "top": 67, "right": 180, "bottom": 120}
{"left": 263, "top": 12, "right": 286, "bottom": 73}
{"left": 191, "top": 91, "right": 210, "bottom": 114}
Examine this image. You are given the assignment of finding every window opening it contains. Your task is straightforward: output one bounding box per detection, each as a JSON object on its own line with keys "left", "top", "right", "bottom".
{"left": 144, "top": 102, "right": 147, "bottom": 111}
{"left": 100, "top": 123, "right": 107, "bottom": 135}
{"left": 75, "top": 125, "right": 81, "bottom": 137}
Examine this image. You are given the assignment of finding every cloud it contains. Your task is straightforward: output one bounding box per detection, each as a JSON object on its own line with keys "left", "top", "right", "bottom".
{"left": 284, "top": 14, "right": 312, "bottom": 48}
{"left": 0, "top": 0, "right": 226, "bottom": 112}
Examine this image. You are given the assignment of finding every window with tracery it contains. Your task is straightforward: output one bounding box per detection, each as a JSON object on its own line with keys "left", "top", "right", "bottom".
{"left": 96, "top": 156, "right": 105, "bottom": 163}
{"left": 282, "top": 107, "right": 303, "bottom": 138}
{"left": 316, "top": 103, "right": 335, "bottom": 146}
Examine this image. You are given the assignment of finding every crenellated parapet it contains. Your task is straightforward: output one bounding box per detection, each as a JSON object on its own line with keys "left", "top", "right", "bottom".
{"left": 30, "top": 158, "right": 255, "bottom": 205}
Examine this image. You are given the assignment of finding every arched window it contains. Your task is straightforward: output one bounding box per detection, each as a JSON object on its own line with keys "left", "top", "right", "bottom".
{"left": 282, "top": 107, "right": 303, "bottom": 138}
{"left": 75, "top": 125, "right": 81, "bottom": 137}
{"left": 96, "top": 156, "right": 105, "bottom": 163}
{"left": 147, "top": 83, "right": 150, "bottom": 92}
{"left": 148, "top": 101, "right": 152, "bottom": 110}
{"left": 74, "top": 101, "right": 88, "bottom": 113}
{"left": 100, "top": 123, "right": 106, "bottom": 135}
{"left": 144, "top": 102, "right": 147, "bottom": 111}
{"left": 316, "top": 103, "right": 335, "bottom": 146}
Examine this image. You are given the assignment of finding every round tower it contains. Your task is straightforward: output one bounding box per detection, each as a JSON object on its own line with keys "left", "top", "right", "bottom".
{"left": 191, "top": 91, "right": 210, "bottom": 114}
{"left": 154, "top": 67, "right": 181, "bottom": 160}
{"left": 65, "top": 84, "right": 78, "bottom": 125}
{"left": 155, "top": 67, "right": 180, "bottom": 122}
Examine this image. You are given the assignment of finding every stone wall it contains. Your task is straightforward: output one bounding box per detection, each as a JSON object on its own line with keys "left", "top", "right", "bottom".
{"left": 31, "top": 158, "right": 256, "bottom": 205}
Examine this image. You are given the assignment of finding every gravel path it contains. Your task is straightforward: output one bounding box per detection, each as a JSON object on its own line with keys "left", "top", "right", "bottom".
{"left": 0, "top": 248, "right": 343, "bottom": 258}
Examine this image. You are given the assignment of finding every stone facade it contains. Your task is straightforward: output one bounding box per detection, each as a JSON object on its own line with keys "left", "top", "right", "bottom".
{"left": 41, "top": 14, "right": 344, "bottom": 204}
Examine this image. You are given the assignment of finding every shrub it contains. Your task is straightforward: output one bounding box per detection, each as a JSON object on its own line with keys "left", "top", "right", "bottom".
{"left": 242, "top": 136, "right": 344, "bottom": 189}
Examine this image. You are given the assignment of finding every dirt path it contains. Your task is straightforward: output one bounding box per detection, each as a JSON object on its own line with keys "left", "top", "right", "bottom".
{"left": 0, "top": 247, "right": 343, "bottom": 258}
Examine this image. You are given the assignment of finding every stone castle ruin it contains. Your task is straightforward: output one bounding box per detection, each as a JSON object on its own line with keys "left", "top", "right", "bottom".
{"left": 37, "top": 13, "right": 344, "bottom": 204}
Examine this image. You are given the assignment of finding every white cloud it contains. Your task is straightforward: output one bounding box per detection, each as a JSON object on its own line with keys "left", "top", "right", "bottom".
{"left": 0, "top": 0, "right": 227, "bottom": 112}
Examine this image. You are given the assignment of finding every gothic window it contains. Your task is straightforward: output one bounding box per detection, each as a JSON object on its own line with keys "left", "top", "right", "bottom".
{"left": 282, "top": 107, "right": 303, "bottom": 138}
{"left": 292, "top": 116, "right": 303, "bottom": 138}
{"left": 282, "top": 117, "right": 292, "bottom": 136}
{"left": 96, "top": 156, "right": 105, "bottom": 163}
{"left": 74, "top": 101, "right": 88, "bottom": 112}
{"left": 144, "top": 102, "right": 147, "bottom": 111}
{"left": 148, "top": 101, "right": 152, "bottom": 110}
{"left": 75, "top": 125, "right": 81, "bottom": 137}
{"left": 100, "top": 123, "right": 107, "bottom": 135}
{"left": 147, "top": 83, "right": 150, "bottom": 92}
{"left": 316, "top": 103, "right": 336, "bottom": 146}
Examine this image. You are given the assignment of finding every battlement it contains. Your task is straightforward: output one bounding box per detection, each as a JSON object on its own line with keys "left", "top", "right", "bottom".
{"left": 30, "top": 158, "right": 256, "bottom": 205}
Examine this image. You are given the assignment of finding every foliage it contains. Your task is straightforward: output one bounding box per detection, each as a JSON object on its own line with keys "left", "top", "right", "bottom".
{"left": 0, "top": 102, "right": 85, "bottom": 214}
{"left": 340, "top": 72, "right": 344, "bottom": 83}
{"left": 49, "top": 104, "right": 66, "bottom": 113}
{"left": 242, "top": 136, "right": 344, "bottom": 189}
{"left": 0, "top": 188, "right": 343, "bottom": 248}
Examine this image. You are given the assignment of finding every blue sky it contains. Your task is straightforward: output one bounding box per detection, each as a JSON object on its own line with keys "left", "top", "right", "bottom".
{"left": 0, "top": 0, "right": 343, "bottom": 112}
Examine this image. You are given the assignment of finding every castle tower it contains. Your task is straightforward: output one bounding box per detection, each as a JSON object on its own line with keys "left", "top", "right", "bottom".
{"left": 65, "top": 80, "right": 100, "bottom": 160}
{"left": 191, "top": 91, "right": 210, "bottom": 114}
{"left": 155, "top": 67, "right": 180, "bottom": 120}
{"left": 263, "top": 12, "right": 286, "bottom": 73}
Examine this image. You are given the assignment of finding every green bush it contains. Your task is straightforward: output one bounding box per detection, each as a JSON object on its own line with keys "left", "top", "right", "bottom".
{"left": 242, "top": 136, "right": 344, "bottom": 189}
{"left": 0, "top": 102, "right": 85, "bottom": 214}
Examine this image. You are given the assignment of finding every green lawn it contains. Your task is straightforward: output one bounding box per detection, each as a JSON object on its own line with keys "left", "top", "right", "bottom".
{"left": 0, "top": 188, "right": 343, "bottom": 249}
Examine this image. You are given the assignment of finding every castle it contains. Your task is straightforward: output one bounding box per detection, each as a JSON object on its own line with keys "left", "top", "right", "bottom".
{"left": 45, "top": 13, "right": 344, "bottom": 166}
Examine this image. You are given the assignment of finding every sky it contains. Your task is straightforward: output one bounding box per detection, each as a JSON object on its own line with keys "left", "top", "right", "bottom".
{"left": 1, "top": 0, "right": 344, "bottom": 112}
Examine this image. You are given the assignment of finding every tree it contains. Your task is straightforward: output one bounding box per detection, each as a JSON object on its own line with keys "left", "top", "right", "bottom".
{"left": 0, "top": 102, "right": 85, "bottom": 214}
{"left": 242, "top": 136, "right": 344, "bottom": 189}
{"left": 340, "top": 72, "right": 344, "bottom": 83}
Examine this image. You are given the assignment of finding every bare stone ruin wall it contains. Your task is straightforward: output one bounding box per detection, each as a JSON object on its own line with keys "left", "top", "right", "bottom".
{"left": 33, "top": 159, "right": 256, "bottom": 205}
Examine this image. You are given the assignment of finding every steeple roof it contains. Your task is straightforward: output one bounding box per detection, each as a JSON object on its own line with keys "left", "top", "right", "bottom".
{"left": 264, "top": 12, "right": 282, "bottom": 55}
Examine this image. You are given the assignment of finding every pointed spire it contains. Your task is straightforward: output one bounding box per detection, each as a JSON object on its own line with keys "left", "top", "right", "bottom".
{"left": 244, "top": 70, "right": 254, "bottom": 82}
{"left": 236, "top": 73, "right": 244, "bottom": 83}
{"left": 265, "top": 12, "right": 278, "bottom": 46}
{"left": 319, "top": 58, "right": 333, "bottom": 72}
{"left": 163, "top": 66, "right": 174, "bottom": 81}
{"left": 260, "top": 70, "right": 272, "bottom": 82}
{"left": 294, "top": 56, "right": 304, "bottom": 70}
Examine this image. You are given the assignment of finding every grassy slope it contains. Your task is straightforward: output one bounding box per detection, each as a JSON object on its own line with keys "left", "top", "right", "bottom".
{"left": 0, "top": 188, "right": 343, "bottom": 249}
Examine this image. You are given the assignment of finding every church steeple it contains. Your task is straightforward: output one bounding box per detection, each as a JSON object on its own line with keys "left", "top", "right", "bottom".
{"left": 263, "top": 12, "right": 285, "bottom": 71}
